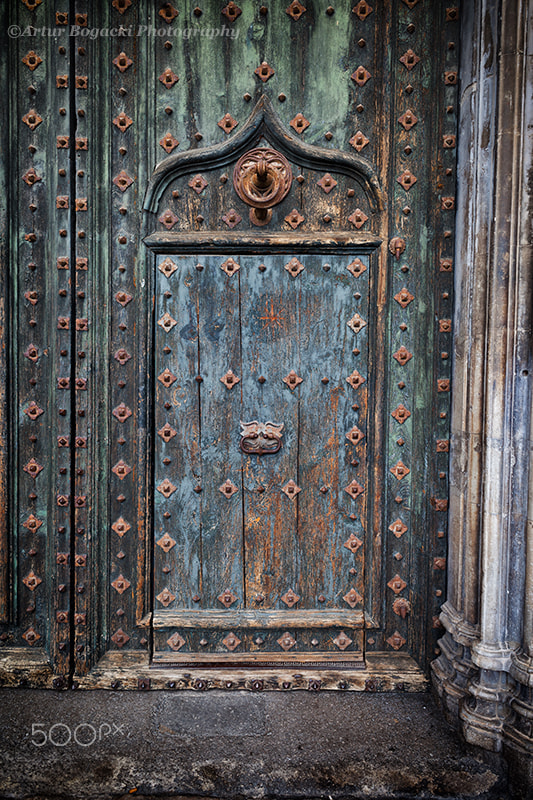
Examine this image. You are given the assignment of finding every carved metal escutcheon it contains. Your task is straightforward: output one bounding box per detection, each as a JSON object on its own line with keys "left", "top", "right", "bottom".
{"left": 240, "top": 420, "right": 284, "bottom": 455}
{"left": 233, "top": 148, "right": 292, "bottom": 226}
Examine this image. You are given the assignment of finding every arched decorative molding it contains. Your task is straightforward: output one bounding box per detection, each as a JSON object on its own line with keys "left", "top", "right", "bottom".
{"left": 143, "top": 95, "right": 384, "bottom": 218}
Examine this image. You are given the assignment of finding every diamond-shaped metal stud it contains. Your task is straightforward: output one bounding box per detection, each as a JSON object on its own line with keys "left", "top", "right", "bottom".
{"left": 113, "top": 111, "right": 133, "bottom": 131}
{"left": 351, "top": 66, "right": 371, "bottom": 86}
{"left": 159, "top": 132, "right": 179, "bottom": 153}
{"left": 24, "top": 344, "right": 39, "bottom": 362}
{"left": 112, "top": 0, "right": 132, "bottom": 12}
{"left": 157, "top": 534, "right": 176, "bottom": 554}
{"left": 399, "top": 49, "right": 420, "bottom": 70}
{"left": 390, "top": 461, "right": 410, "bottom": 480}
{"left": 349, "top": 130, "right": 369, "bottom": 151}
{"left": 188, "top": 174, "right": 207, "bottom": 194}
{"left": 23, "top": 459, "right": 43, "bottom": 479}
{"left": 113, "top": 52, "right": 133, "bottom": 72}
{"left": 387, "top": 631, "right": 406, "bottom": 650}
{"left": 113, "top": 170, "right": 134, "bottom": 192}
{"left": 159, "top": 3, "right": 179, "bottom": 22}
{"left": 277, "top": 632, "right": 296, "bottom": 651}
{"left": 222, "top": 632, "right": 241, "bottom": 651}
{"left": 24, "top": 401, "right": 44, "bottom": 420}
{"left": 343, "top": 588, "right": 362, "bottom": 607}
{"left": 344, "top": 480, "right": 364, "bottom": 500}
{"left": 285, "top": 209, "right": 304, "bottom": 229}
{"left": 220, "top": 257, "right": 240, "bottom": 276}
{"left": 158, "top": 423, "right": 177, "bottom": 442}
{"left": 158, "top": 312, "right": 178, "bottom": 332}
{"left": 397, "top": 170, "right": 417, "bottom": 191}
{"left": 167, "top": 632, "right": 185, "bottom": 651}
{"left": 22, "top": 51, "right": 43, "bottom": 71}
{"left": 343, "top": 534, "right": 363, "bottom": 554}
{"left": 159, "top": 257, "right": 178, "bottom": 278}
{"left": 222, "top": 1, "right": 242, "bottom": 21}
{"left": 289, "top": 113, "right": 310, "bottom": 133}
{"left": 222, "top": 209, "right": 242, "bottom": 228}
{"left": 114, "top": 347, "right": 132, "bottom": 365}
{"left": 283, "top": 370, "right": 303, "bottom": 389}
{"left": 394, "top": 288, "right": 414, "bottom": 308}
{"left": 398, "top": 109, "right": 418, "bottom": 130}
{"left": 219, "top": 479, "right": 238, "bottom": 498}
{"left": 281, "top": 588, "right": 300, "bottom": 607}
{"left": 317, "top": 173, "right": 337, "bottom": 194}
{"left": 391, "top": 404, "right": 411, "bottom": 424}
{"left": 218, "top": 113, "right": 238, "bottom": 133}
{"left": 22, "top": 110, "right": 43, "bottom": 130}
{"left": 347, "top": 258, "right": 367, "bottom": 278}
{"left": 255, "top": 61, "right": 275, "bottom": 82}
{"left": 286, "top": 0, "right": 306, "bottom": 19}
{"left": 158, "top": 368, "right": 177, "bottom": 387}
{"left": 157, "top": 588, "right": 176, "bottom": 607}
{"left": 112, "top": 460, "right": 132, "bottom": 480}
{"left": 112, "top": 574, "right": 131, "bottom": 594}
{"left": 115, "top": 291, "right": 133, "bottom": 307}
{"left": 347, "top": 313, "right": 367, "bottom": 334}
{"left": 111, "top": 628, "right": 130, "bottom": 648}
{"left": 159, "top": 67, "right": 179, "bottom": 88}
{"left": 401, "top": 0, "right": 419, "bottom": 6}
{"left": 157, "top": 479, "right": 177, "bottom": 498}
{"left": 112, "top": 517, "right": 131, "bottom": 537}
{"left": 159, "top": 209, "right": 179, "bottom": 229}
{"left": 352, "top": 1, "right": 373, "bottom": 20}
{"left": 333, "top": 631, "right": 353, "bottom": 650}
{"left": 387, "top": 574, "right": 407, "bottom": 594}
{"left": 284, "top": 257, "right": 305, "bottom": 277}
{"left": 220, "top": 370, "right": 240, "bottom": 389}
{"left": 22, "top": 626, "right": 40, "bottom": 645}
{"left": 389, "top": 519, "right": 408, "bottom": 538}
{"left": 282, "top": 480, "right": 301, "bottom": 499}
{"left": 393, "top": 346, "right": 413, "bottom": 365}
{"left": 348, "top": 209, "right": 368, "bottom": 228}
{"left": 218, "top": 589, "right": 238, "bottom": 608}
{"left": 346, "top": 426, "right": 365, "bottom": 445}
{"left": 22, "top": 168, "right": 41, "bottom": 186}
{"left": 112, "top": 403, "right": 132, "bottom": 422}
{"left": 23, "top": 514, "right": 43, "bottom": 531}
{"left": 346, "top": 370, "right": 365, "bottom": 389}
{"left": 23, "top": 571, "right": 42, "bottom": 591}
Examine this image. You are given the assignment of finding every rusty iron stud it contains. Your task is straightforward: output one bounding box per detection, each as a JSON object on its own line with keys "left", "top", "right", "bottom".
{"left": 289, "top": 113, "right": 310, "bottom": 134}
{"left": 349, "top": 131, "right": 369, "bottom": 151}
{"left": 218, "top": 113, "right": 238, "bottom": 133}
{"left": 399, "top": 49, "right": 420, "bottom": 70}
{"left": 348, "top": 209, "right": 368, "bottom": 228}
{"left": 387, "top": 631, "right": 406, "bottom": 650}
{"left": 351, "top": 66, "right": 371, "bottom": 86}
{"left": 284, "top": 209, "right": 304, "bottom": 229}
{"left": 352, "top": 0, "right": 373, "bottom": 19}
{"left": 255, "top": 62, "right": 275, "bottom": 82}
{"left": 281, "top": 588, "right": 300, "bottom": 607}
{"left": 286, "top": 0, "right": 306, "bottom": 20}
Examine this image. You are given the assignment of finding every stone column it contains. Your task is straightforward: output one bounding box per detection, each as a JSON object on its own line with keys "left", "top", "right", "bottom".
{"left": 432, "top": 0, "right": 533, "bottom": 788}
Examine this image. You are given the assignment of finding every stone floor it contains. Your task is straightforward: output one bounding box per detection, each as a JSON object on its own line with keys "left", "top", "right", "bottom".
{"left": 0, "top": 689, "right": 511, "bottom": 800}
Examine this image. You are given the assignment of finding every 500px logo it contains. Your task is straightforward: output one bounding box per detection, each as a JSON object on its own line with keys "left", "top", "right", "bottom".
{"left": 31, "top": 722, "right": 126, "bottom": 747}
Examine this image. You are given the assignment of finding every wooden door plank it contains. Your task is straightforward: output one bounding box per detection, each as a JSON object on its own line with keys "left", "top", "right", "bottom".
{"left": 296, "top": 256, "right": 367, "bottom": 616}
{"left": 240, "top": 255, "right": 300, "bottom": 608}
{"left": 197, "top": 256, "right": 244, "bottom": 610}
{"left": 154, "top": 256, "right": 202, "bottom": 608}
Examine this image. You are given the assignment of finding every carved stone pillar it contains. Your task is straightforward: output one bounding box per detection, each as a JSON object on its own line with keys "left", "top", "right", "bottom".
{"left": 431, "top": 0, "right": 533, "bottom": 790}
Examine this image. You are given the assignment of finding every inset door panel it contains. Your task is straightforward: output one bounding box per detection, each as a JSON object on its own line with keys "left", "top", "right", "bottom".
{"left": 153, "top": 252, "right": 375, "bottom": 667}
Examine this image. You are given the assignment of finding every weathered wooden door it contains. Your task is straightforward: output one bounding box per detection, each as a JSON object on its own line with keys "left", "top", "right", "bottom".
{"left": 0, "top": 0, "right": 458, "bottom": 690}
{"left": 151, "top": 245, "right": 375, "bottom": 666}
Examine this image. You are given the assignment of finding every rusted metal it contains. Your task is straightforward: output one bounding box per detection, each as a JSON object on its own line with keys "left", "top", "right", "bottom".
{"left": 240, "top": 421, "right": 284, "bottom": 456}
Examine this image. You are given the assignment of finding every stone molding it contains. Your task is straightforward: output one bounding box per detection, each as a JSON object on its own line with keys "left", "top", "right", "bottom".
{"left": 431, "top": 0, "right": 533, "bottom": 789}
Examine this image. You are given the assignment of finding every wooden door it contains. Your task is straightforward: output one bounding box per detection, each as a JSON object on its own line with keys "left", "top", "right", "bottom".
{"left": 0, "top": 0, "right": 459, "bottom": 690}
{"left": 152, "top": 249, "right": 373, "bottom": 666}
